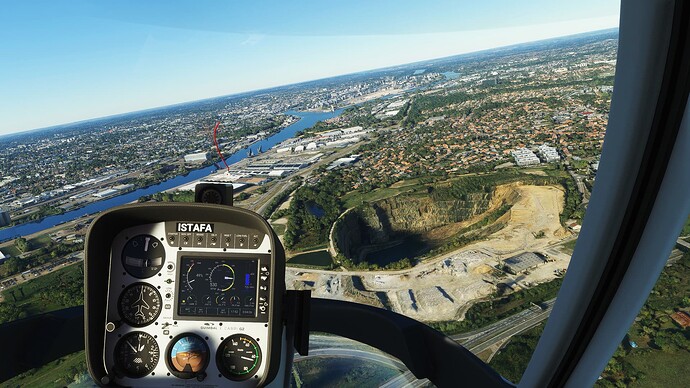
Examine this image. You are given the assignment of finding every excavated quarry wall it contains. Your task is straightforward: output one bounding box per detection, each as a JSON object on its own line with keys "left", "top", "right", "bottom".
{"left": 335, "top": 192, "right": 492, "bottom": 260}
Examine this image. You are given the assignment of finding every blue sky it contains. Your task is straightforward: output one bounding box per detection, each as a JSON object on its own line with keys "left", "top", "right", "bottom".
{"left": 0, "top": 1, "right": 620, "bottom": 135}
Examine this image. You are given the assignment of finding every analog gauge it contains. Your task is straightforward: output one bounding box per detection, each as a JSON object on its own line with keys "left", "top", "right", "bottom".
{"left": 244, "top": 296, "right": 255, "bottom": 307}
{"left": 121, "top": 234, "right": 165, "bottom": 278}
{"left": 185, "top": 261, "right": 200, "bottom": 290}
{"left": 202, "top": 295, "right": 212, "bottom": 306}
{"left": 118, "top": 283, "right": 162, "bottom": 327}
{"left": 166, "top": 334, "right": 210, "bottom": 379}
{"left": 229, "top": 296, "right": 240, "bottom": 306}
{"left": 215, "top": 295, "right": 227, "bottom": 306}
{"left": 209, "top": 264, "right": 235, "bottom": 291}
{"left": 217, "top": 334, "right": 262, "bottom": 381}
{"left": 114, "top": 331, "right": 160, "bottom": 378}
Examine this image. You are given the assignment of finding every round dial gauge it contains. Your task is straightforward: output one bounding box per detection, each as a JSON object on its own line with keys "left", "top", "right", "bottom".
{"left": 166, "top": 334, "right": 210, "bottom": 379}
{"left": 114, "top": 331, "right": 160, "bottom": 378}
{"left": 209, "top": 264, "right": 235, "bottom": 291}
{"left": 121, "top": 234, "right": 166, "bottom": 278}
{"left": 217, "top": 334, "right": 262, "bottom": 381}
{"left": 118, "top": 283, "right": 162, "bottom": 327}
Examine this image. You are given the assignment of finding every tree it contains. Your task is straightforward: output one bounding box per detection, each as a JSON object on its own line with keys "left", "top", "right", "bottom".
{"left": 15, "top": 237, "right": 30, "bottom": 253}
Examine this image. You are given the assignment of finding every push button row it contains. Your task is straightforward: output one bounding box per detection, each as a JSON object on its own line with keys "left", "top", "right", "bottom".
{"left": 166, "top": 232, "right": 263, "bottom": 249}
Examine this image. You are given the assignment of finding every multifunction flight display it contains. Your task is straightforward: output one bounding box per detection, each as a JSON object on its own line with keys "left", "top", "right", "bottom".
{"left": 178, "top": 257, "right": 258, "bottom": 318}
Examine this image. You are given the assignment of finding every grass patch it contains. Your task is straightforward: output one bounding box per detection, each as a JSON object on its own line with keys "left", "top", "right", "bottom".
{"left": 3, "top": 350, "right": 87, "bottom": 387}
{"left": 342, "top": 186, "right": 418, "bottom": 209}
{"left": 560, "top": 238, "right": 578, "bottom": 254}
{"left": 1, "top": 244, "right": 22, "bottom": 258}
{"left": 389, "top": 178, "right": 425, "bottom": 188}
{"left": 430, "top": 277, "right": 562, "bottom": 335}
{"left": 29, "top": 234, "right": 53, "bottom": 249}
{"left": 625, "top": 350, "right": 690, "bottom": 387}
{"left": 271, "top": 224, "right": 286, "bottom": 235}
{"left": 1, "top": 264, "right": 83, "bottom": 319}
{"left": 489, "top": 323, "right": 545, "bottom": 384}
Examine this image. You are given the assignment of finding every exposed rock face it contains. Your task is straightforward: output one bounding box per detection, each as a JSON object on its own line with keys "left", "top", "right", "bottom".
{"left": 335, "top": 192, "right": 491, "bottom": 260}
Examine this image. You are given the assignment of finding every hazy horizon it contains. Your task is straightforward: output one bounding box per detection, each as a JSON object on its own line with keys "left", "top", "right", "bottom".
{"left": 0, "top": 27, "right": 618, "bottom": 138}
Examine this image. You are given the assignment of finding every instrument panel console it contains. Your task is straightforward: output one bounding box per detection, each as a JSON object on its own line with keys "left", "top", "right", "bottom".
{"left": 85, "top": 204, "right": 284, "bottom": 387}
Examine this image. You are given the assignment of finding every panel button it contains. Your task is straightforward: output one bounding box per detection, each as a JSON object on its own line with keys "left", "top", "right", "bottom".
{"left": 193, "top": 233, "right": 207, "bottom": 248}
{"left": 222, "top": 234, "right": 234, "bottom": 248}
{"left": 208, "top": 233, "right": 219, "bottom": 248}
{"left": 167, "top": 232, "right": 179, "bottom": 247}
{"left": 251, "top": 234, "right": 261, "bottom": 248}
{"left": 180, "top": 233, "right": 193, "bottom": 247}
{"left": 235, "top": 234, "right": 248, "bottom": 248}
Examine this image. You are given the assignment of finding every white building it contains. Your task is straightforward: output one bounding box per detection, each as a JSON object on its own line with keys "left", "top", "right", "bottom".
{"left": 511, "top": 148, "right": 541, "bottom": 167}
{"left": 537, "top": 144, "right": 560, "bottom": 163}
{"left": 341, "top": 126, "right": 364, "bottom": 134}
{"left": 184, "top": 152, "right": 209, "bottom": 163}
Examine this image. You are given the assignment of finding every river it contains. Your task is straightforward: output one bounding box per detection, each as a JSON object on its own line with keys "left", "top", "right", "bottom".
{"left": 0, "top": 109, "right": 344, "bottom": 241}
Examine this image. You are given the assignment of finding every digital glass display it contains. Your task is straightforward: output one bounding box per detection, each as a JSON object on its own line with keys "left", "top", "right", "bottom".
{"left": 177, "top": 257, "right": 258, "bottom": 318}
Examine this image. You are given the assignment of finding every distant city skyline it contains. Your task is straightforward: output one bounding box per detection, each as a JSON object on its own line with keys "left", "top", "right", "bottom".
{"left": 0, "top": 1, "right": 620, "bottom": 135}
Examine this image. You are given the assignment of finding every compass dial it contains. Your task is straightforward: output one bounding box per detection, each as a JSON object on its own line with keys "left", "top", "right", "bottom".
{"left": 118, "top": 283, "right": 162, "bottom": 327}
{"left": 114, "top": 331, "right": 160, "bottom": 378}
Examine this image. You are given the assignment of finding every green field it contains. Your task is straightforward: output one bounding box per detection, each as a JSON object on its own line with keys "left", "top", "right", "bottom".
{"left": 3, "top": 351, "right": 87, "bottom": 387}
{"left": 626, "top": 350, "right": 690, "bottom": 387}
{"left": 0, "top": 263, "right": 83, "bottom": 321}
{"left": 430, "top": 278, "right": 562, "bottom": 335}
{"left": 0, "top": 244, "right": 21, "bottom": 258}
{"left": 560, "top": 238, "right": 578, "bottom": 254}
{"left": 271, "top": 223, "right": 287, "bottom": 235}
{"left": 489, "top": 323, "right": 545, "bottom": 384}
{"left": 342, "top": 185, "right": 418, "bottom": 209}
{"left": 486, "top": 252, "right": 690, "bottom": 387}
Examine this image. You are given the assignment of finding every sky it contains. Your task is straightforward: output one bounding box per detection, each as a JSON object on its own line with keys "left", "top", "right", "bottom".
{"left": 0, "top": 1, "right": 620, "bottom": 136}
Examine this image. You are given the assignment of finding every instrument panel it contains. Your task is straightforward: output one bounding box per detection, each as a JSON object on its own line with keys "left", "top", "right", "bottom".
{"left": 101, "top": 220, "right": 277, "bottom": 386}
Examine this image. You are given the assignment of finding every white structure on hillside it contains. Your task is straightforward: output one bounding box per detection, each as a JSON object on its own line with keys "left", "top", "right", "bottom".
{"left": 511, "top": 148, "right": 540, "bottom": 167}
{"left": 537, "top": 144, "right": 560, "bottom": 163}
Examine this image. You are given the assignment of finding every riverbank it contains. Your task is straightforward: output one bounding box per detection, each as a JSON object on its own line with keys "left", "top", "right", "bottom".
{"left": 0, "top": 109, "right": 344, "bottom": 243}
